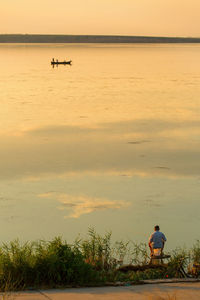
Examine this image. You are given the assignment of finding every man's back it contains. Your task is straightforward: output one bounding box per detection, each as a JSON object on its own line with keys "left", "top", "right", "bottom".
{"left": 149, "top": 231, "right": 167, "bottom": 249}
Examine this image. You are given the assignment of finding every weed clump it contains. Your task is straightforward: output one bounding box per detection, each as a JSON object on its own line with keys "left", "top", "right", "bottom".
{"left": 0, "top": 229, "right": 199, "bottom": 290}
{"left": 0, "top": 237, "right": 100, "bottom": 290}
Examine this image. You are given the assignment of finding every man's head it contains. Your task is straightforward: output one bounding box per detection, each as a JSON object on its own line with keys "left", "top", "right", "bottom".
{"left": 154, "top": 225, "right": 160, "bottom": 231}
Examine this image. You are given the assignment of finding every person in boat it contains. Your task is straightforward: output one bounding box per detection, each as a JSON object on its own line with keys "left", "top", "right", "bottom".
{"left": 148, "top": 225, "right": 167, "bottom": 257}
{"left": 52, "top": 58, "right": 55, "bottom": 62}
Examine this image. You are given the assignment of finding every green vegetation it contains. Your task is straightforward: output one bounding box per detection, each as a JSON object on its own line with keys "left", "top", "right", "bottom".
{"left": 0, "top": 229, "right": 199, "bottom": 291}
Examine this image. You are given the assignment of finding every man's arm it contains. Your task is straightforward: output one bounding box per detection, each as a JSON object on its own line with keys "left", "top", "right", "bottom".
{"left": 148, "top": 234, "right": 153, "bottom": 255}
{"left": 148, "top": 241, "right": 153, "bottom": 254}
{"left": 161, "top": 234, "right": 167, "bottom": 253}
{"left": 161, "top": 240, "right": 165, "bottom": 253}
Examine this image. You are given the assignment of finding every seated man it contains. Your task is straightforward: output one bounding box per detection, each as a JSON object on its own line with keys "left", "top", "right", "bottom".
{"left": 148, "top": 225, "right": 167, "bottom": 257}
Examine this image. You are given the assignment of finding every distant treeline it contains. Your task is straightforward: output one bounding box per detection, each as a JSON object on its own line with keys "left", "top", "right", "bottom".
{"left": 1, "top": 34, "right": 200, "bottom": 43}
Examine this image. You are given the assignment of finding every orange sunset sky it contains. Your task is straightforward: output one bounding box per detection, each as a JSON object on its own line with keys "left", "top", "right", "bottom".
{"left": 1, "top": 0, "right": 200, "bottom": 37}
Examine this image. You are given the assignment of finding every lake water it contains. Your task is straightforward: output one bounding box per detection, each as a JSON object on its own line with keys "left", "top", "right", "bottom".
{"left": 0, "top": 43, "right": 200, "bottom": 249}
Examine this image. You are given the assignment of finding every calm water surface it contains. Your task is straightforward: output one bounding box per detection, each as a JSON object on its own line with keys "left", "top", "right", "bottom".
{"left": 0, "top": 43, "right": 200, "bottom": 248}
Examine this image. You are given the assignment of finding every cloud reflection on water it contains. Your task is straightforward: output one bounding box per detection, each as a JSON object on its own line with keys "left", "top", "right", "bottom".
{"left": 39, "top": 192, "right": 130, "bottom": 218}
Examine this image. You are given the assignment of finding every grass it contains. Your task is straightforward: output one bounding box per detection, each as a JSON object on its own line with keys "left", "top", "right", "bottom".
{"left": 0, "top": 237, "right": 101, "bottom": 290}
{"left": 0, "top": 229, "right": 198, "bottom": 291}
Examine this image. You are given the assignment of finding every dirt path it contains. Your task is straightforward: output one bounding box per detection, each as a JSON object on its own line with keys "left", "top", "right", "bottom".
{"left": 8, "top": 282, "right": 200, "bottom": 300}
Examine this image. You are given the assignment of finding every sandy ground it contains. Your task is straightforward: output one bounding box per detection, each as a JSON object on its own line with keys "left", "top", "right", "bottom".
{"left": 6, "top": 282, "right": 200, "bottom": 300}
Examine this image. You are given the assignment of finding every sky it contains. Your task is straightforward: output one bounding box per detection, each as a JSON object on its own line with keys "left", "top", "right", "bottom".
{"left": 1, "top": 0, "right": 200, "bottom": 37}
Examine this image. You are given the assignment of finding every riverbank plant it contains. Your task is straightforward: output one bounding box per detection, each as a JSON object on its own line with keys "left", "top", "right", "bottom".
{"left": 0, "top": 229, "right": 198, "bottom": 290}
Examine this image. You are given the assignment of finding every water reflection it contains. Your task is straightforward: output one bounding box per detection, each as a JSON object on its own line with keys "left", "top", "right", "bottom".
{"left": 0, "top": 44, "right": 200, "bottom": 246}
{"left": 1, "top": 118, "right": 200, "bottom": 180}
{"left": 39, "top": 192, "right": 130, "bottom": 218}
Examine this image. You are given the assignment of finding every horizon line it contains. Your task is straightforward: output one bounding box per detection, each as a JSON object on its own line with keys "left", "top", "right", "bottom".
{"left": 1, "top": 33, "right": 200, "bottom": 39}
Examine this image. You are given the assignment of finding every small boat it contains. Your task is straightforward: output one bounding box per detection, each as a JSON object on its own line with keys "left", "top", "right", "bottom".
{"left": 51, "top": 59, "right": 72, "bottom": 66}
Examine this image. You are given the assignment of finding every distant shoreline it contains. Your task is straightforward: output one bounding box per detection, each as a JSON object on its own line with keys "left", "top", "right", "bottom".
{"left": 1, "top": 34, "right": 200, "bottom": 43}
